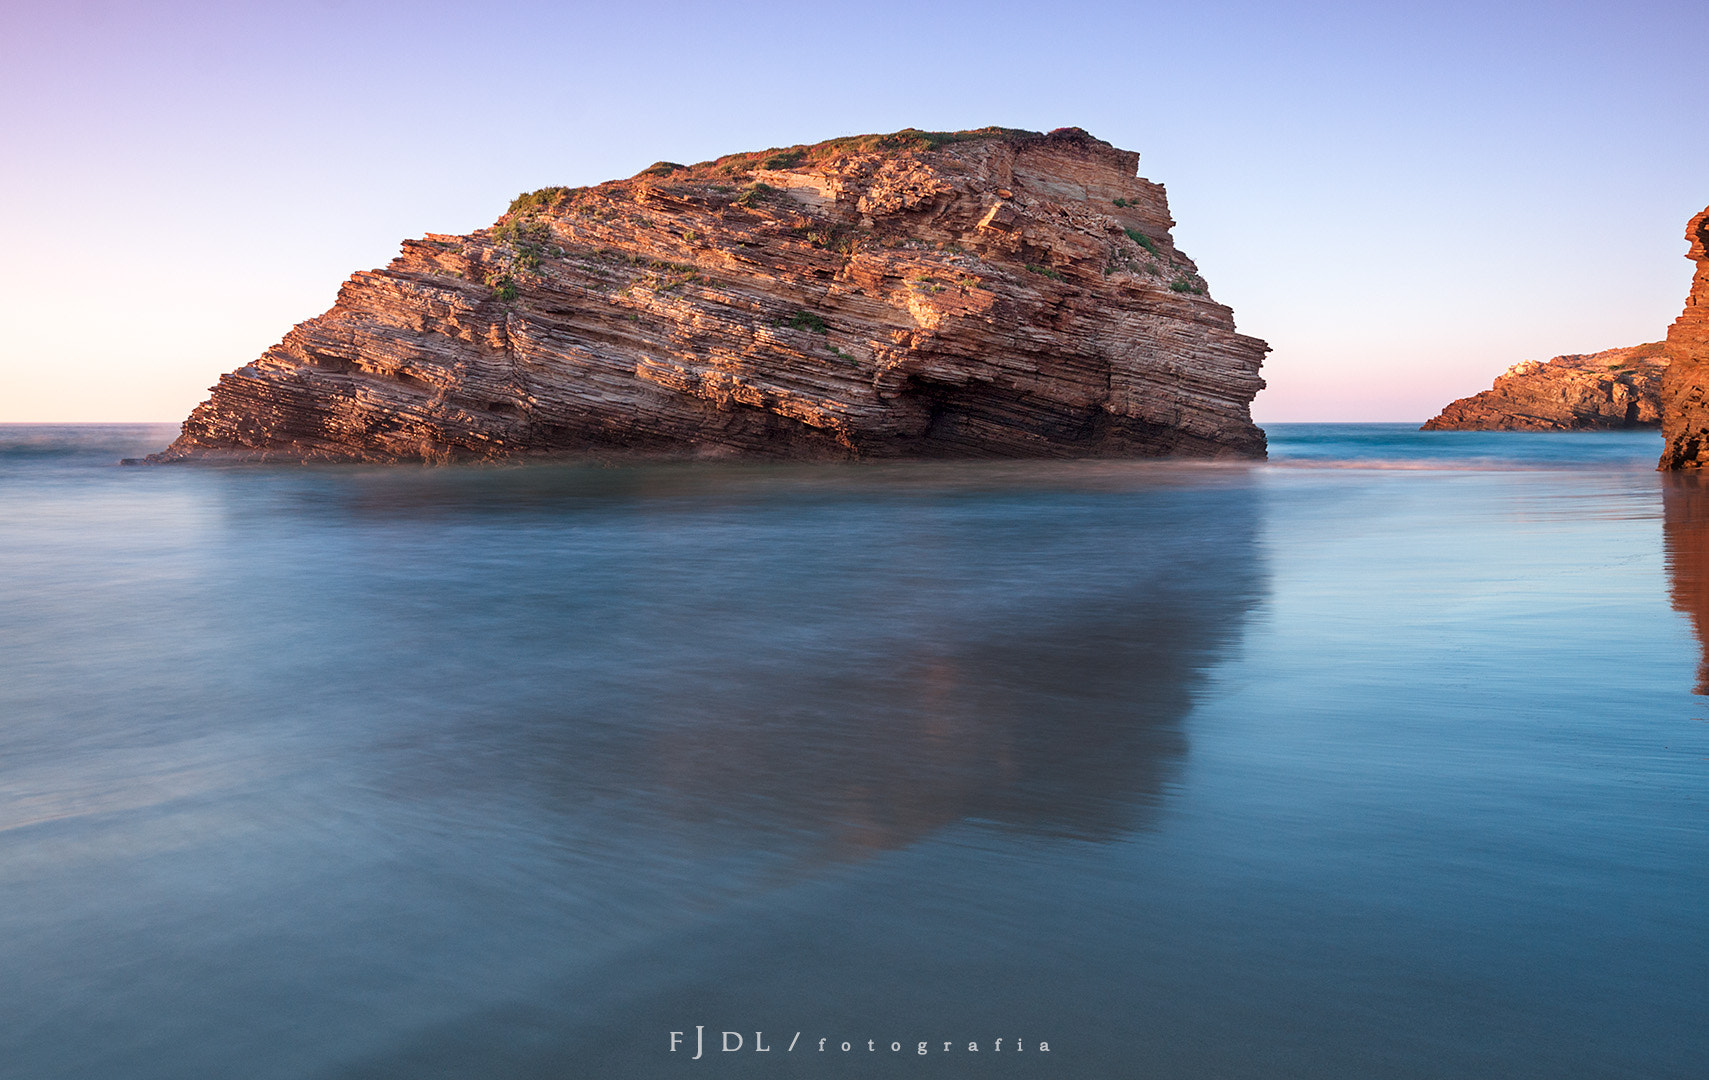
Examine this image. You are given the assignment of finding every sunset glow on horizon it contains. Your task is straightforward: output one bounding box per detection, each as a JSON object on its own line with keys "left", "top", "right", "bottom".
{"left": 2, "top": 0, "right": 1705, "bottom": 423}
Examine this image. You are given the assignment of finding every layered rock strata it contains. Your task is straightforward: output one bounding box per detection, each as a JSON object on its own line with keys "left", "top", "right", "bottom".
{"left": 1658, "top": 206, "right": 1709, "bottom": 468}
{"left": 150, "top": 127, "right": 1267, "bottom": 463}
{"left": 1421, "top": 342, "right": 1666, "bottom": 431}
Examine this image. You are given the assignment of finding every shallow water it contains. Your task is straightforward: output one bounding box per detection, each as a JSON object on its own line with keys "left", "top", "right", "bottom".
{"left": 1, "top": 424, "right": 1704, "bottom": 1078}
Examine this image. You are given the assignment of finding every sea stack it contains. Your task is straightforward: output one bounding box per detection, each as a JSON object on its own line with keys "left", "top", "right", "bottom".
{"left": 149, "top": 127, "right": 1267, "bottom": 463}
{"left": 1659, "top": 206, "right": 1709, "bottom": 469}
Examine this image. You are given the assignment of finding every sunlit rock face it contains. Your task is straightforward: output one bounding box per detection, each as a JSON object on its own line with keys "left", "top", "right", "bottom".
{"left": 1422, "top": 343, "right": 1666, "bottom": 431}
{"left": 148, "top": 127, "right": 1267, "bottom": 463}
{"left": 1660, "top": 207, "right": 1709, "bottom": 469}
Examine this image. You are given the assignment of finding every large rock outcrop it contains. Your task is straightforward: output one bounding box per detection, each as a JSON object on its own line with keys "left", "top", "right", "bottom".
{"left": 1421, "top": 342, "right": 1666, "bottom": 431}
{"left": 148, "top": 128, "right": 1267, "bottom": 463}
{"left": 1658, "top": 206, "right": 1709, "bottom": 468}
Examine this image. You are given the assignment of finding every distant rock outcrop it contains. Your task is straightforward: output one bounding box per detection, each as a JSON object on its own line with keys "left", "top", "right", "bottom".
{"left": 1421, "top": 342, "right": 1666, "bottom": 431}
{"left": 1658, "top": 206, "right": 1709, "bottom": 468}
{"left": 148, "top": 127, "right": 1268, "bottom": 463}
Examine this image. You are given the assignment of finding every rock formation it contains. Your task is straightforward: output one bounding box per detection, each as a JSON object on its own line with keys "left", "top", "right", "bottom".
{"left": 147, "top": 127, "right": 1267, "bottom": 463}
{"left": 1421, "top": 342, "right": 1666, "bottom": 431}
{"left": 1658, "top": 206, "right": 1709, "bottom": 468}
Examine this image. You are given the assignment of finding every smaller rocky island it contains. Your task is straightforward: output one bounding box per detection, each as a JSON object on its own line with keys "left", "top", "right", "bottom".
{"left": 1421, "top": 342, "right": 1666, "bottom": 431}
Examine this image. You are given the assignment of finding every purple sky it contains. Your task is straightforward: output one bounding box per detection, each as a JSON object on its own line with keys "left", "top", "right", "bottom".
{"left": 2, "top": 0, "right": 1704, "bottom": 422}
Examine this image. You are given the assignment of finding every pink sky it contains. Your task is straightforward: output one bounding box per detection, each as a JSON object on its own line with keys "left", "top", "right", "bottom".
{"left": 1, "top": 0, "right": 1704, "bottom": 423}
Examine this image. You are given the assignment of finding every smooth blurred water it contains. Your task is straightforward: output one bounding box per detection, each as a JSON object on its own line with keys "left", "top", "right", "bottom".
{"left": 1, "top": 424, "right": 1704, "bottom": 1079}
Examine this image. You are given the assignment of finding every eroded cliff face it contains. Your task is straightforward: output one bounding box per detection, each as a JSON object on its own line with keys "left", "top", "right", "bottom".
{"left": 1658, "top": 207, "right": 1709, "bottom": 468}
{"left": 1421, "top": 342, "right": 1666, "bottom": 431}
{"left": 150, "top": 127, "right": 1267, "bottom": 463}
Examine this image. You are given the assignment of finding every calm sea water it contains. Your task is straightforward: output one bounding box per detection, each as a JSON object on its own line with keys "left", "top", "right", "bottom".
{"left": 1, "top": 424, "right": 1704, "bottom": 1079}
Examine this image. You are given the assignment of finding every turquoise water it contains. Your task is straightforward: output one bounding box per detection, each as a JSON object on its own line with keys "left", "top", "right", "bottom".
{"left": 1, "top": 424, "right": 1704, "bottom": 1078}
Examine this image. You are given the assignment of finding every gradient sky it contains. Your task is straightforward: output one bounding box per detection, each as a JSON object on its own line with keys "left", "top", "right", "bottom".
{"left": 2, "top": 0, "right": 1705, "bottom": 422}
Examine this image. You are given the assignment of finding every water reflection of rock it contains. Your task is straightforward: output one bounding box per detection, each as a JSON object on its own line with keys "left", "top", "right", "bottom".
{"left": 1663, "top": 473, "right": 1709, "bottom": 694}
{"left": 643, "top": 590, "right": 1233, "bottom": 856}
{"left": 317, "top": 464, "right": 1266, "bottom": 859}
